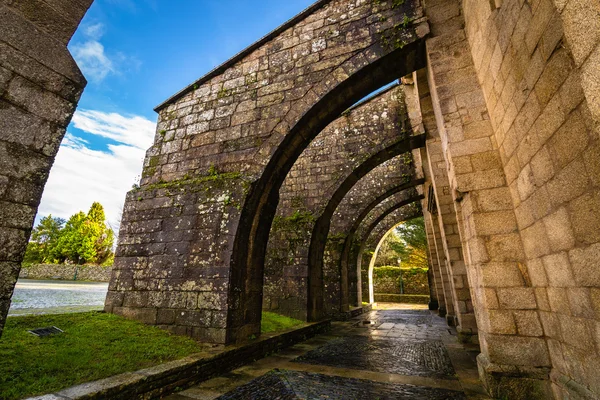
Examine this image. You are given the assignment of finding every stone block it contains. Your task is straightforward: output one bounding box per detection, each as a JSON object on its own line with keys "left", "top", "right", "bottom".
{"left": 535, "top": 288, "right": 551, "bottom": 311}
{"left": 547, "top": 159, "right": 590, "bottom": 207}
{"left": 521, "top": 221, "right": 551, "bottom": 259}
{"left": 542, "top": 207, "right": 576, "bottom": 251}
{"left": 488, "top": 309, "right": 517, "bottom": 334}
{"left": 569, "top": 242, "right": 600, "bottom": 287}
{"left": 580, "top": 45, "right": 600, "bottom": 123}
{"left": 514, "top": 310, "right": 544, "bottom": 337}
{"left": 527, "top": 258, "right": 548, "bottom": 287}
{"left": 542, "top": 252, "right": 574, "bottom": 287}
{"left": 567, "top": 288, "right": 595, "bottom": 319}
{"left": 485, "top": 334, "right": 551, "bottom": 367}
{"left": 497, "top": 287, "right": 537, "bottom": 310}
{"left": 558, "top": 314, "right": 595, "bottom": 352}
{"left": 485, "top": 233, "right": 525, "bottom": 262}
{"left": 547, "top": 287, "right": 571, "bottom": 314}
{"left": 568, "top": 189, "right": 600, "bottom": 245}
{"left": 547, "top": 110, "right": 589, "bottom": 170}
{"left": 560, "top": 0, "right": 600, "bottom": 66}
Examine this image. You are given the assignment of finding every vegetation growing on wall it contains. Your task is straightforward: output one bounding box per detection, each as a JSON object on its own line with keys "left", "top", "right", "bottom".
{"left": 23, "top": 202, "right": 114, "bottom": 266}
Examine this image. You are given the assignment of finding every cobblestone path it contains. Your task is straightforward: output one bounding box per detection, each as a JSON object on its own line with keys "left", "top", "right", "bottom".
{"left": 165, "top": 307, "right": 489, "bottom": 399}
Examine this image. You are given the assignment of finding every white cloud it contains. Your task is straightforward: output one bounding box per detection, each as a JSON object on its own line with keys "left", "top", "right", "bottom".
{"left": 37, "top": 111, "right": 156, "bottom": 230}
{"left": 72, "top": 110, "right": 155, "bottom": 150}
{"left": 71, "top": 41, "right": 114, "bottom": 83}
{"left": 83, "top": 22, "right": 105, "bottom": 40}
{"left": 71, "top": 22, "right": 141, "bottom": 83}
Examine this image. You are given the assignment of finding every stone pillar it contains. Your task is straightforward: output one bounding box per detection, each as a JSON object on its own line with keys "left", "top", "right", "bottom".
{"left": 423, "top": 208, "right": 444, "bottom": 311}
{"left": 460, "top": 0, "right": 600, "bottom": 398}
{"left": 425, "top": 209, "right": 455, "bottom": 320}
{"left": 426, "top": 139, "right": 476, "bottom": 331}
{"left": 0, "top": 0, "right": 92, "bottom": 337}
{"left": 422, "top": 0, "right": 552, "bottom": 397}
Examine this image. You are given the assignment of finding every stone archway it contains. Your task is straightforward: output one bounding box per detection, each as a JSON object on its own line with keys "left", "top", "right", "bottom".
{"left": 356, "top": 200, "right": 423, "bottom": 304}
{"left": 107, "top": 0, "right": 430, "bottom": 344}
{"left": 0, "top": 0, "right": 93, "bottom": 337}
{"left": 263, "top": 84, "right": 416, "bottom": 321}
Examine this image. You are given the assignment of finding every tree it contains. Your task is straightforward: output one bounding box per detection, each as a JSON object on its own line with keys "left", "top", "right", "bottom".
{"left": 374, "top": 231, "right": 405, "bottom": 267}
{"left": 23, "top": 215, "right": 65, "bottom": 263}
{"left": 56, "top": 211, "right": 95, "bottom": 264}
{"left": 389, "top": 216, "right": 428, "bottom": 270}
{"left": 24, "top": 202, "right": 115, "bottom": 266}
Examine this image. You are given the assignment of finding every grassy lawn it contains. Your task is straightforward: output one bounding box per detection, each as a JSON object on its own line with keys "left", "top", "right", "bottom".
{"left": 0, "top": 311, "right": 304, "bottom": 400}
{"left": 260, "top": 311, "right": 303, "bottom": 333}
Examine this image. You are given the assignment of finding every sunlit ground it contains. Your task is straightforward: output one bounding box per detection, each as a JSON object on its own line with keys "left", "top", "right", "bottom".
{"left": 373, "top": 302, "right": 429, "bottom": 310}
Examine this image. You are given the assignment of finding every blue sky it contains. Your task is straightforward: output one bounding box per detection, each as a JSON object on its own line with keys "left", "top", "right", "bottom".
{"left": 38, "top": 0, "right": 317, "bottom": 228}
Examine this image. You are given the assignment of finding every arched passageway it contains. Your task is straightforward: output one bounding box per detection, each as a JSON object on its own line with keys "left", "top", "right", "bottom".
{"left": 263, "top": 85, "right": 423, "bottom": 321}
{"left": 107, "top": 0, "right": 430, "bottom": 344}
{"left": 2, "top": 1, "right": 600, "bottom": 399}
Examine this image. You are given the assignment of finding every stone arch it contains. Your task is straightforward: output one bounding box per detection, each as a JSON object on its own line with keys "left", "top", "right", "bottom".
{"left": 304, "top": 137, "right": 425, "bottom": 320}
{"left": 356, "top": 200, "right": 423, "bottom": 303}
{"left": 366, "top": 222, "right": 404, "bottom": 304}
{"left": 263, "top": 84, "right": 415, "bottom": 321}
{"left": 229, "top": 42, "right": 429, "bottom": 338}
{"left": 108, "top": 0, "right": 430, "bottom": 344}
{"left": 331, "top": 176, "right": 425, "bottom": 305}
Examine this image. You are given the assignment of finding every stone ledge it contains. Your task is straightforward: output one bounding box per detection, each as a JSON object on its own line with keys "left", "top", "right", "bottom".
{"left": 333, "top": 304, "right": 373, "bottom": 321}
{"left": 477, "top": 354, "right": 552, "bottom": 400}
{"left": 550, "top": 369, "right": 599, "bottom": 400}
{"left": 373, "top": 294, "right": 430, "bottom": 304}
{"left": 28, "top": 320, "right": 331, "bottom": 400}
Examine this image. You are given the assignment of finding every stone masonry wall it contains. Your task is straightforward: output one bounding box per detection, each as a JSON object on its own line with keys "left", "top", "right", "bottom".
{"left": 358, "top": 203, "right": 422, "bottom": 302}
{"left": 19, "top": 264, "right": 112, "bottom": 282}
{"left": 462, "top": 0, "right": 600, "bottom": 397}
{"left": 108, "top": 0, "right": 430, "bottom": 344}
{"left": 0, "top": 0, "right": 91, "bottom": 338}
{"left": 263, "top": 86, "right": 413, "bottom": 320}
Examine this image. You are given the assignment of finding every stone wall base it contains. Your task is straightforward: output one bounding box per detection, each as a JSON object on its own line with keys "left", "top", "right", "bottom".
{"left": 428, "top": 299, "right": 439, "bottom": 310}
{"left": 550, "top": 369, "right": 599, "bottom": 400}
{"left": 477, "top": 355, "right": 552, "bottom": 400}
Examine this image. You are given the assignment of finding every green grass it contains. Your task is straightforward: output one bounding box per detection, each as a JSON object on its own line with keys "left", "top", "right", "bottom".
{"left": 0, "top": 311, "right": 305, "bottom": 399}
{"left": 260, "top": 311, "right": 303, "bottom": 333}
{"left": 0, "top": 312, "right": 202, "bottom": 400}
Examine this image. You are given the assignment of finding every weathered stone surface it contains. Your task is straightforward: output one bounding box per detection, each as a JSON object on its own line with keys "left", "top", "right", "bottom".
{"left": 215, "top": 369, "right": 466, "bottom": 400}
{"left": 0, "top": 1, "right": 91, "bottom": 338}
{"left": 3, "top": 1, "right": 600, "bottom": 399}
{"left": 108, "top": 0, "right": 429, "bottom": 344}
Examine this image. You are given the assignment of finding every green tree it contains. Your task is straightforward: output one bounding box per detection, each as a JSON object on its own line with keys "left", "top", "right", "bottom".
{"left": 389, "top": 216, "right": 428, "bottom": 269}
{"left": 38, "top": 202, "right": 115, "bottom": 265}
{"left": 56, "top": 211, "right": 95, "bottom": 264}
{"left": 23, "top": 215, "right": 65, "bottom": 263}
{"left": 374, "top": 231, "right": 404, "bottom": 267}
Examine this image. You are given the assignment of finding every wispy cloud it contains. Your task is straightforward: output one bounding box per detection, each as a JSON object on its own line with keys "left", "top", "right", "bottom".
{"left": 83, "top": 22, "right": 105, "bottom": 40}
{"left": 71, "top": 22, "right": 140, "bottom": 83}
{"left": 38, "top": 111, "right": 156, "bottom": 229}
{"left": 71, "top": 40, "right": 114, "bottom": 83}
{"left": 71, "top": 110, "right": 155, "bottom": 150}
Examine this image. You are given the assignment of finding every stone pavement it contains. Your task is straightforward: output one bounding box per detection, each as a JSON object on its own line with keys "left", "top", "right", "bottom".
{"left": 165, "top": 306, "right": 489, "bottom": 399}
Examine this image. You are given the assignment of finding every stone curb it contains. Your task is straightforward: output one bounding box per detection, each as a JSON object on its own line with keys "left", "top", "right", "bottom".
{"left": 28, "top": 320, "right": 331, "bottom": 400}
{"left": 334, "top": 304, "right": 373, "bottom": 321}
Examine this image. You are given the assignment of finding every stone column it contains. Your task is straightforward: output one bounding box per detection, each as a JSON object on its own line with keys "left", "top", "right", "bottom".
{"left": 423, "top": 208, "right": 444, "bottom": 311}
{"left": 0, "top": 0, "right": 92, "bottom": 337}
{"left": 422, "top": 0, "right": 552, "bottom": 396}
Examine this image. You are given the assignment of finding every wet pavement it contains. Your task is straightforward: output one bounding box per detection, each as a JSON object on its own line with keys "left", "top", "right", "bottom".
{"left": 165, "top": 306, "right": 489, "bottom": 400}
{"left": 8, "top": 279, "right": 108, "bottom": 316}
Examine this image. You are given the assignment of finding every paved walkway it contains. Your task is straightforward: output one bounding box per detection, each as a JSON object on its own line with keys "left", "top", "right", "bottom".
{"left": 165, "top": 307, "right": 489, "bottom": 399}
